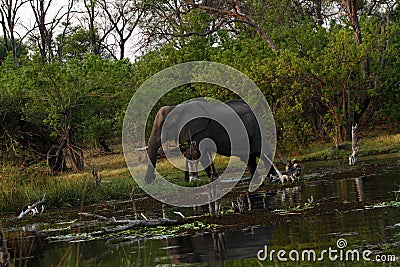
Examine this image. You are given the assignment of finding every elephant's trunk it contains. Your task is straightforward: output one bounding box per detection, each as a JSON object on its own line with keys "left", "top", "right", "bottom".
{"left": 145, "top": 132, "right": 161, "bottom": 183}
{"left": 144, "top": 106, "right": 174, "bottom": 183}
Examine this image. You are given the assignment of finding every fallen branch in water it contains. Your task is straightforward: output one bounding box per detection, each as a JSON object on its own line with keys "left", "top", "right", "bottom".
{"left": 173, "top": 211, "right": 186, "bottom": 219}
{"left": 17, "top": 193, "right": 46, "bottom": 219}
{"left": 78, "top": 212, "right": 178, "bottom": 233}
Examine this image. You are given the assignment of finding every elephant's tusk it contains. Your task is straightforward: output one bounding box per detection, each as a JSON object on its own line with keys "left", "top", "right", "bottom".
{"left": 135, "top": 146, "right": 148, "bottom": 151}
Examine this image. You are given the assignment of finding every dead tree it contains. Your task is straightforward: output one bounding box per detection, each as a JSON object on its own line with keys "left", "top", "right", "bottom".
{"left": 92, "top": 165, "right": 102, "bottom": 186}
{"left": 349, "top": 123, "right": 358, "bottom": 165}
{"left": 0, "top": 0, "right": 28, "bottom": 65}
{"left": 29, "top": 0, "right": 71, "bottom": 63}
{"left": 98, "top": 0, "right": 145, "bottom": 59}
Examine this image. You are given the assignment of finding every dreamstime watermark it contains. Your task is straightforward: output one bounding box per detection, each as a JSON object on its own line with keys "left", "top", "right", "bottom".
{"left": 257, "top": 238, "right": 398, "bottom": 263}
{"left": 122, "top": 61, "right": 276, "bottom": 207}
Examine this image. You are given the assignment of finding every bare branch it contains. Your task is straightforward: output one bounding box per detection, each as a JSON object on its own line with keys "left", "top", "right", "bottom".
{"left": 17, "top": 193, "right": 46, "bottom": 219}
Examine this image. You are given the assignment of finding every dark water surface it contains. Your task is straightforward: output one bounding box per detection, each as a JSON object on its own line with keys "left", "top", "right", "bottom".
{"left": 1, "top": 154, "right": 400, "bottom": 266}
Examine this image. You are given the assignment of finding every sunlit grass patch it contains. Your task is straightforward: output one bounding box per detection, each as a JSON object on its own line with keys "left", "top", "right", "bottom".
{"left": 0, "top": 163, "right": 142, "bottom": 214}
{"left": 361, "top": 133, "right": 400, "bottom": 154}
{"left": 298, "top": 133, "right": 400, "bottom": 161}
{"left": 87, "top": 153, "right": 128, "bottom": 170}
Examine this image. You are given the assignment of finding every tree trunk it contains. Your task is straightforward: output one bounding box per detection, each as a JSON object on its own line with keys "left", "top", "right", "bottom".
{"left": 341, "top": 0, "right": 362, "bottom": 45}
{"left": 314, "top": 0, "right": 323, "bottom": 25}
{"left": 119, "top": 39, "right": 125, "bottom": 60}
{"left": 84, "top": 0, "right": 99, "bottom": 55}
{"left": 340, "top": 0, "right": 370, "bottom": 139}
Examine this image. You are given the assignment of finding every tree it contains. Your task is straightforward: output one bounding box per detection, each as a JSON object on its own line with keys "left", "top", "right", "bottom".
{"left": 56, "top": 26, "right": 92, "bottom": 60}
{"left": 82, "top": 0, "right": 114, "bottom": 57}
{"left": 0, "top": 0, "right": 28, "bottom": 65}
{"left": 140, "top": 0, "right": 280, "bottom": 53}
{"left": 0, "top": 36, "right": 28, "bottom": 63}
{"left": 98, "top": 0, "right": 145, "bottom": 60}
{"left": 29, "top": 0, "right": 74, "bottom": 63}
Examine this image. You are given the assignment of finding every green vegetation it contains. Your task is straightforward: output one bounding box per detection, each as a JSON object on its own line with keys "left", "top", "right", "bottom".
{"left": 0, "top": 157, "right": 141, "bottom": 214}
{"left": 1, "top": 133, "right": 399, "bottom": 214}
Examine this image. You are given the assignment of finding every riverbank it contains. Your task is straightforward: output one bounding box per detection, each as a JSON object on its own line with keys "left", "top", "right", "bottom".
{"left": 1, "top": 153, "right": 400, "bottom": 266}
{"left": 1, "top": 133, "right": 399, "bottom": 215}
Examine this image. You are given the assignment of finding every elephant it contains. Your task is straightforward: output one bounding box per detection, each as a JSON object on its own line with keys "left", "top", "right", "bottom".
{"left": 144, "top": 99, "right": 272, "bottom": 184}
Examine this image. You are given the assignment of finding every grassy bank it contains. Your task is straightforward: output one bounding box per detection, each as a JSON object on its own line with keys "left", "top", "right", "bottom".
{"left": 1, "top": 133, "right": 399, "bottom": 215}
{"left": 0, "top": 156, "right": 142, "bottom": 215}
{"left": 294, "top": 133, "right": 400, "bottom": 161}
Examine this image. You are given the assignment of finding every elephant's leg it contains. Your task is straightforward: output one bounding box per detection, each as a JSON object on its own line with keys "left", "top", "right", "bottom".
{"left": 185, "top": 158, "right": 199, "bottom": 182}
{"left": 184, "top": 159, "right": 190, "bottom": 182}
{"left": 247, "top": 155, "right": 260, "bottom": 178}
{"left": 185, "top": 140, "right": 199, "bottom": 182}
{"left": 199, "top": 154, "right": 218, "bottom": 182}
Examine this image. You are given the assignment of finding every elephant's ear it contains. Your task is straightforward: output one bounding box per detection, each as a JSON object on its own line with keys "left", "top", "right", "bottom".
{"left": 174, "top": 102, "right": 210, "bottom": 143}
{"left": 179, "top": 117, "right": 209, "bottom": 143}
{"left": 158, "top": 106, "right": 173, "bottom": 124}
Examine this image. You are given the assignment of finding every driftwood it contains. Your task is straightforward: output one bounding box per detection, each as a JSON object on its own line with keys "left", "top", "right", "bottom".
{"left": 173, "top": 211, "right": 186, "bottom": 219}
{"left": 17, "top": 193, "right": 46, "bottom": 219}
{"left": 78, "top": 212, "right": 178, "bottom": 233}
{"left": 349, "top": 124, "right": 359, "bottom": 165}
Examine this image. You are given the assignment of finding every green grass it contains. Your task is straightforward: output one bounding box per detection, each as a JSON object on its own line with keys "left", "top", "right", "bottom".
{"left": 0, "top": 161, "right": 142, "bottom": 215}
{"left": 295, "top": 133, "right": 400, "bottom": 161}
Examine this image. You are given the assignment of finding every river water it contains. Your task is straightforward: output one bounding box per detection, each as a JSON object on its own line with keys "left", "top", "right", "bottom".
{"left": 1, "top": 154, "right": 400, "bottom": 266}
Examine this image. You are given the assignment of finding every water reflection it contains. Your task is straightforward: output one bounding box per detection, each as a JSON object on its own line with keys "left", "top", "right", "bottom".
{"left": 354, "top": 176, "right": 365, "bottom": 202}
{"left": 0, "top": 230, "right": 11, "bottom": 266}
{"left": 14, "top": 207, "right": 399, "bottom": 266}
{"left": 160, "top": 226, "right": 275, "bottom": 265}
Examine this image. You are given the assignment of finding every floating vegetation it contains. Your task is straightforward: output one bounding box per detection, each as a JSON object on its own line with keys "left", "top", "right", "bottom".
{"left": 45, "top": 221, "right": 219, "bottom": 243}
{"left": 272, "top": 203, "right": 315, "bottom": 215}
{"left": 365, "top": 201, "right": 400, "bottom": 209}
{"left": 272, "top": 196, "right": 315, "bottom": 215}
{"left": 47, "top": 231, "right": 103, "bottom": 243}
